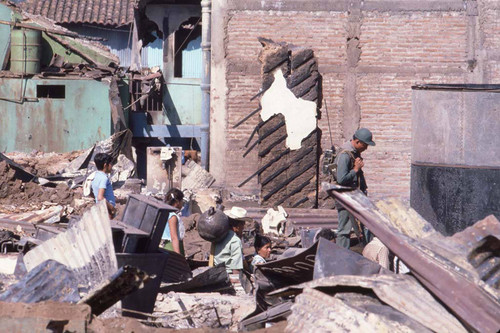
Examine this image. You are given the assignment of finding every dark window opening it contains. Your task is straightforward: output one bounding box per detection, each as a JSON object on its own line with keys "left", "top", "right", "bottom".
{"left": 174, "top": 17, "right": 202, "bottom": 78}
{"left": 37, "top": 85, "right": 65, "bottom": 99}
{"left": 130, "top": 75, "right": 164, "bottom": 112}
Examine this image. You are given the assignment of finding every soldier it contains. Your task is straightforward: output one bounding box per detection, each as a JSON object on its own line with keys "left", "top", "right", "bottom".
{"left": 335, "top": 128, "right": 375, "bottom": 249}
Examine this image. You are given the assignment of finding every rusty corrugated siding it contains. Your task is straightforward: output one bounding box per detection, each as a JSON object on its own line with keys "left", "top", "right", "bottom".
{"left": 243, "top": 207, "right": 338, "bottom": 229}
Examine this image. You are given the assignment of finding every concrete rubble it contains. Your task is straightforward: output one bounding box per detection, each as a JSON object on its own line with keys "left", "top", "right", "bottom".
{"left": 0, "top": 3, "right": 498, "bottom": 333}
{"left": 1, "top": 137, "right": 497, "bottom": 332}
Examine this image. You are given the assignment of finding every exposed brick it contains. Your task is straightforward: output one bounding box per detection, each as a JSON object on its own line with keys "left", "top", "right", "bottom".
{"left": 219, "top": 5, "right": 497, "bottom": 202}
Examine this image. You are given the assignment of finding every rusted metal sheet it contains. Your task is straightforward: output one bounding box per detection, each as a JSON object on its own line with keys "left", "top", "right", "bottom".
{"left": 0, "top": 259, "right": 80, "bottom": 303}
{"left": 244, "top": 206, "right": 338, "bottom": 229}
{"left": 323, "top": 183, "right": 500, "bottom": 333}
{"left": 287, "top": 288, "right": 432, "bottom": 333}
{"left": 272, "top": 274, "right": 467, "bottom": 333}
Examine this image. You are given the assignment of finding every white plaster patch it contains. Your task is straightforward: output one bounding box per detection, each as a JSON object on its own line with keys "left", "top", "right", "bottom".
{"left": 260, "top": 70, "right": 317, "bottom": 150}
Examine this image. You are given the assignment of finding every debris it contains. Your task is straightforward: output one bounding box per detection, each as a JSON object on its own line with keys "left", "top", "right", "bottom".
{"left": 79, "top": 265, "right": 150, "bottom": 317}
{"left": 0, "top": 301, "right": 91, "bottom": 333}
{"left": 181, "top": 159, "right": 216, "bottom": 191}
{"left": 189, "top": 188, "right": 222, "bottom": 214}
{"left": 261, "top": 206, "right": 287, "bottom": 235}
{"left": 0, "top": 259, "right": 80, "bottom": 303}
{"left": 323, "top": 183, "right": 500, "bottom": 333}
{"left": 153, "top": 291, "right": 254, "bottom": 330}
{"left": 23, "top": 201, "right": 118, "bottom": 291}
{"left": 274, "top": 274, "right": 467, "bottom": 333}
{"left": 146, "top": 146, "right": 182, "bottom": 194}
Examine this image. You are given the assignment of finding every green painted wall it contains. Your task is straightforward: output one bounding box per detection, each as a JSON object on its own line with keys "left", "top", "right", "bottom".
{"left": 0, "top": 78, "right": 112, "bottom": 153}
{"left": 0, "top": 4, "right": 12, "bottom": 68}
{"left": 40, "top": 32, "right": 89, "bottom": 66}
{"left": 164, "top": 78, "right": 202, "bottom": 125}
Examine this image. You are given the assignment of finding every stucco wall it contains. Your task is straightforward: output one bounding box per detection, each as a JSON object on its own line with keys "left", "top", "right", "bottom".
{"left": 210, "top": 0, "right": 497, "bottom": 201}
{"left": 0, "top": 78, "right": 112, "bottom": 153}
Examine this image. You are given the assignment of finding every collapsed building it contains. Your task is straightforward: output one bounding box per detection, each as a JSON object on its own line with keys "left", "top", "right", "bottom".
{"left": 0, "top": 0, "right": 498, "bottom": 331}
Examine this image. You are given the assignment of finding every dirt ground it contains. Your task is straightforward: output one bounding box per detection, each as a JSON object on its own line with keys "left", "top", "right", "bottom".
{"left": 0, "top": 161, "right": 80, "bottom": 212}
{"left": 5, "top": 151, "right": 82, "bottom": 177}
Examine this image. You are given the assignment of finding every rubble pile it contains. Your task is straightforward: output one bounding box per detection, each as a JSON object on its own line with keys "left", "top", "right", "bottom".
{"left": 0, "top": 161, "right": 79, "bottom": 211}
{"left": 0, "top": 138, "right": 497, "bottom": 333}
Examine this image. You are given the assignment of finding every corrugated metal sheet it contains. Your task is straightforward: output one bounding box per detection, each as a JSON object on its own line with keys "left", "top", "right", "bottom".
{"left": 23, "top": 201, "right": 118, "bottom": 288}
{"left": 66, "top": 25, "right": 163, "bottom": 69}
{"left": 324, "top": 183, "right": 500, "bottom": 333}
{"left": 68, "top": 25, "right": 131, "bottom": 67}
{"left": 20, "top": 0, "right": 136, "bottom": 27}
{"left": 0, "top": 259, "right": 80, "bottom": 303}
{"left": 143, "top": 33, "right": 163, "bottom": 70}
{"left": 181, "top": 35, "right": 201, "bottom": 78}
{"left": 243, "top": 206, "right": 338, "bottom": 229}
{"left": 274, "top": 274, "right": 467, "bottom": 333}
{"left": 160, "top": 249, "right": 194, "bottom": 283}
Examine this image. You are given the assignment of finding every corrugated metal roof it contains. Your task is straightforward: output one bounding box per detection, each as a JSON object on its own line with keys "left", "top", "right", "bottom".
{"left": 324, "top": 184, "right": 500, "bottom": 333}
{"left": 23, "top": 201, "right": 118, "bottom": 288}
{"left": 20, "top": 0, "right": 137, "bottom": 27}
{"left": 243, "top": 207, "right": 338, "bottom": 229}
{"left": 0, "top": 259, "right": 80, "bottom": 303}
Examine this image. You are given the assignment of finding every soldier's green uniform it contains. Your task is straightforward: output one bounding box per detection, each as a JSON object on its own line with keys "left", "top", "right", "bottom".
{"left": 335, "top": 128, "right": 375, "bottom": 249}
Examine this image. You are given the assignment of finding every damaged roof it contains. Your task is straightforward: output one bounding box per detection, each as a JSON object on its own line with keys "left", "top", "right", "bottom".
{"left": 19, "top": 0, "right": 137, "bottom": 27}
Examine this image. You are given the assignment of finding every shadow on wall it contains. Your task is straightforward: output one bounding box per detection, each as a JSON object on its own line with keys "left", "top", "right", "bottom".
{"left": 163, "top": 89, "right": 182, "bottom": 125}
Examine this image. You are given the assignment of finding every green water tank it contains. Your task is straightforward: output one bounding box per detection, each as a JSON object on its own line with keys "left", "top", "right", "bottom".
{"left": 10, "top": 28, "right": 41, "bottom": 74}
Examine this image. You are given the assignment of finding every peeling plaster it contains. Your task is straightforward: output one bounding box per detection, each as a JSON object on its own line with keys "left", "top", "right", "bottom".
{"left": 260, "top": 69, "right": 317, "bottom": 150}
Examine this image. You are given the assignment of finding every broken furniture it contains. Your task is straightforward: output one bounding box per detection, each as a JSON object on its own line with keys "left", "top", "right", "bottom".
{"left": 113, "top": 193, "right": 193, "bottom": 317}
{"left": 120, "top": 194, "right": 175, "bottom": 253}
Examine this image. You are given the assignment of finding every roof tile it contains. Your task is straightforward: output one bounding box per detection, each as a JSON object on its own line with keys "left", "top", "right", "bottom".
{"left": 20, "top": 0, "right": 136, "bottom": 27}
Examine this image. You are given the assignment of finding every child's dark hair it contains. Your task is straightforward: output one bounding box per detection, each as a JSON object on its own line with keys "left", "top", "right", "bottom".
{"left": 254, "top": 234, "right": 271, "bottom": 252}
{"left": 165, "top": 188, "right": 183, "bottom": 206}
{"left": 314, "top": 228, "right": 336, "bottom": 242}
{"left": 94, "top": 153, "right": 114, "bottom": 171}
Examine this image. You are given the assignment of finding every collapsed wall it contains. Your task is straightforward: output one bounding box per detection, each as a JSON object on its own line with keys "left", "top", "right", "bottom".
{"left": 254, "top": 39, "right": 321, "bottom": 208}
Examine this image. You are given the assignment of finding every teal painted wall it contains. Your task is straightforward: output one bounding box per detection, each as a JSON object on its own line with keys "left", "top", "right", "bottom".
{"left": 0, "top": 78, "right": 112, "bottom": 153}
{"left": 164, "top": 78, "right": 202, "bottom": 125}
{"left": 0, "top": 4, "right": 12, "bottom": 68}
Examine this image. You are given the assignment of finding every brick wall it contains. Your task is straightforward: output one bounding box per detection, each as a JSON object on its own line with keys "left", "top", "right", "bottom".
{"left": 214, "top": 0, "right": 496, "bottom": 201}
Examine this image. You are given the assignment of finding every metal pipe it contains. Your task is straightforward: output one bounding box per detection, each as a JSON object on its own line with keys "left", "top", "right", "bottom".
{"left": 200, "top": 0, "right": 211, "bottom": 170}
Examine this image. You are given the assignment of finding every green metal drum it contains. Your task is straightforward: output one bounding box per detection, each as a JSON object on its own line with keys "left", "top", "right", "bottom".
{"left": 10, "top": 28, "right": 41, "bottom": 74}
